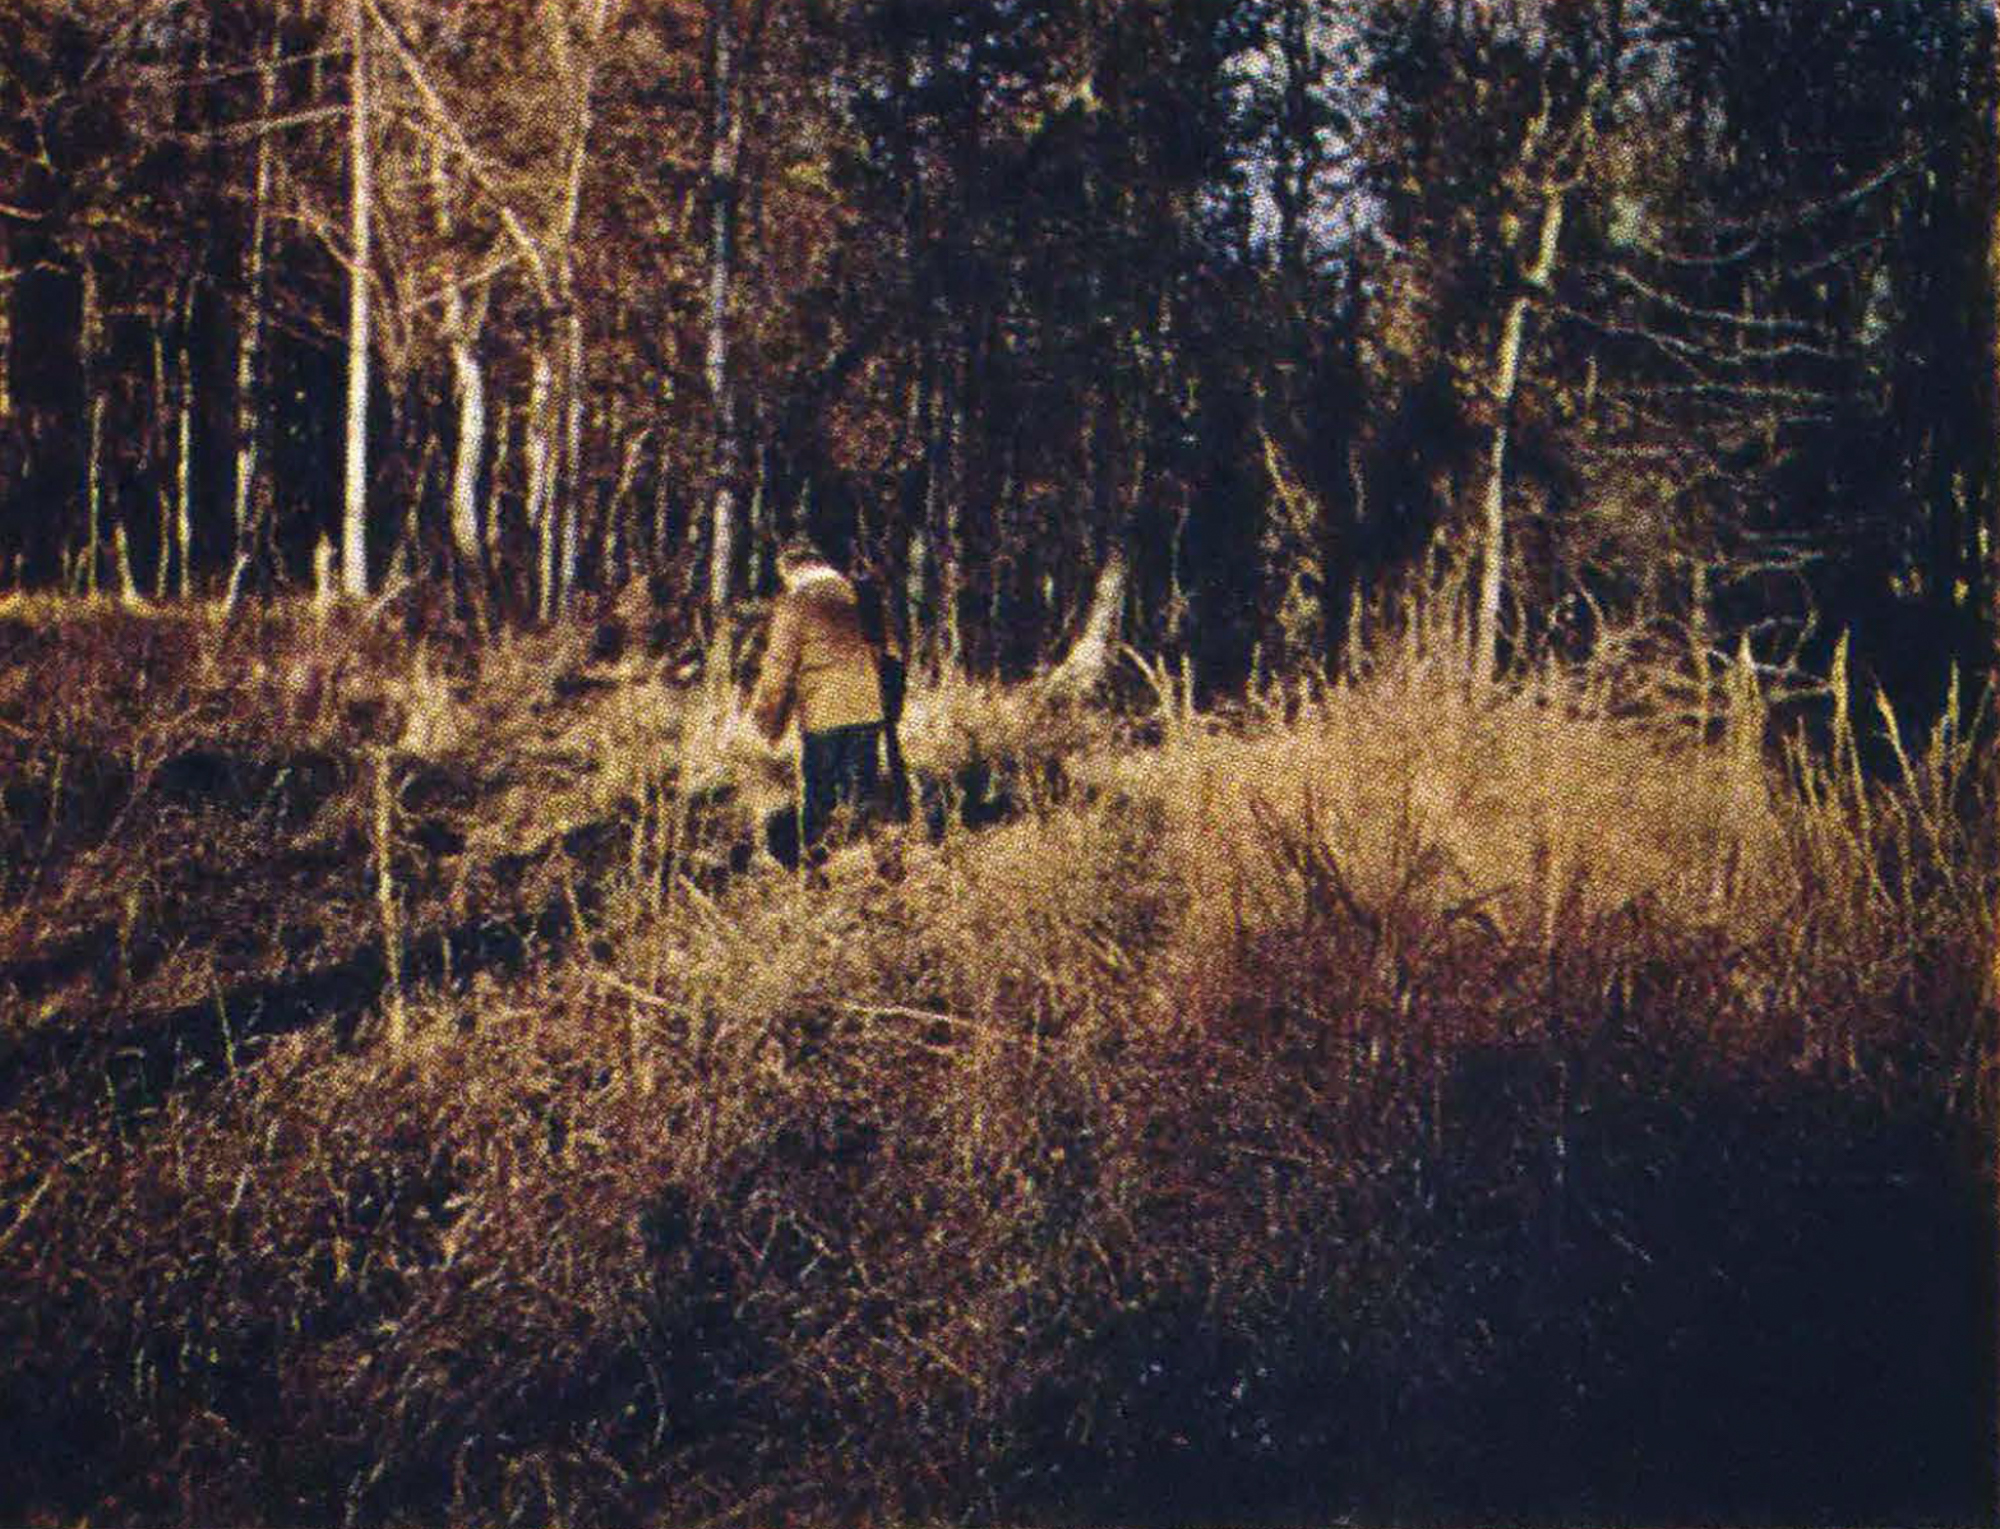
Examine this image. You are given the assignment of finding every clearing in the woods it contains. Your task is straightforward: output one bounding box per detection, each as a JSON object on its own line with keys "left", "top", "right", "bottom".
{"left": 0, "top": 596, "right": 1990, "bottom": 1528}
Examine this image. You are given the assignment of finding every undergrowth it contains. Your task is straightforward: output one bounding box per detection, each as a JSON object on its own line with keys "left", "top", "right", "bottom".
{"left": 0, "top": 596, "right": 1991, "bottom": 1527}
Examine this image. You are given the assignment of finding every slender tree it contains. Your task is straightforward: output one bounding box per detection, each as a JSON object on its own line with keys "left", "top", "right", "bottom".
{"left": 704, "top": 0, "right": 744, "bottom": 668}
{"left": 225, "top": 27, "right": 282, "bottom": 612}
{"left": 342, "top": 0, "right": 373, "bottom": 597}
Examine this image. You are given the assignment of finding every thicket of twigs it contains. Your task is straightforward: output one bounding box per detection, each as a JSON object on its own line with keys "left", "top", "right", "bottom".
{"left": 0, "top": 593, "right": 1992, "bottom": 1527}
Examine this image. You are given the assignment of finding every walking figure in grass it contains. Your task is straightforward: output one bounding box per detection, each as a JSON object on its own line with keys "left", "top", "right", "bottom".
{"left": 748, "top": 536, "right": 909, "bottom": 867}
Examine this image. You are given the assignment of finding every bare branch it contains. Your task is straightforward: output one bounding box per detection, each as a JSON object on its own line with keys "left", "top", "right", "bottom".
{"left": 358, "top": 0, "right": 553, "bottom": 299}
{"left": 1606, "top": 266, "right": 1818, "bottom": 334}
{"left": 400, "top": 248, "right": 525, "bottom": 318}
{"left": 1705, "top": 149, "right": 1924, "bottom": 237}
{"left": 1635, "top": 381, "right": 1844, "bottom": 405}
{"left": 190, "top": 105, "right": 351, "bottom": 143}
{"left": 1558, "top": 306, "right": 1852, "bottom": 369}
{"left": 141, "top": 45, "right": 349, "bottom": 90}
{"left": 1789, "top": 232, "right": 1886, "bottom": 283}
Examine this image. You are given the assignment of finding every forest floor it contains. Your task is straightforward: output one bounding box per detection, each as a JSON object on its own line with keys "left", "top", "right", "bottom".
{"left": 0, "top": 593, "right": 1993, "bottom": 1529}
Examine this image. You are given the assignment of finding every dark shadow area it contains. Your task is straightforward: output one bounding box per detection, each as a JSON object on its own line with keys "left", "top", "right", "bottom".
{"left": 1000, "top": 1042, "right": 1992, "bottom": 1529}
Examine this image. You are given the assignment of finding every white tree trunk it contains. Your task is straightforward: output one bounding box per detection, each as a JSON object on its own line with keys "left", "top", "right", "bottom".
{"left": 341, "top": 0, "right": 373, "bottom": 599}
{"left": 425, "top": 129, "right": 490, "bottom": 600}
{"left": 703, "top": 0, "right": 743, "bottom": 669}
{"left": 1474, "top": 175, "right": 1568, "bottom": 682}
{"left": 445, "top": 303, "right": 486, "bottom": 568}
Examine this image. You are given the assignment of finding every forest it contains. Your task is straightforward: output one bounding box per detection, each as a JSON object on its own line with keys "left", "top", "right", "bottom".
{"left": 1, "top": 0, "right": 1992, "bottom": 699}
{"left": 1, "top": 1, "right": 1997, "bottom": 1526}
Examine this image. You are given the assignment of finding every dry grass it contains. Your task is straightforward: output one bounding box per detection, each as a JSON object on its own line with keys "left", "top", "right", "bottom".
{"left": 0, "top": 597, "right": 1991, "bottom": 1527}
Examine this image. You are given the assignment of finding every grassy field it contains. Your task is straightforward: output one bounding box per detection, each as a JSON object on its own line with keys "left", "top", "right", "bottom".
{"left": 0, "top": 593, "right": 1992, "bottom": 1527}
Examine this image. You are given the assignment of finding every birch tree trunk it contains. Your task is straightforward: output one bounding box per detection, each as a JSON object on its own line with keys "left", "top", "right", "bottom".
{"left": 941, "top": 393, "right": 965, "bottom": 667}
{"left": 422, "top": 128, "right": 490, "bottom": 613}
{"left": 1473, "top": 161, "right": 1569, "bottom": 682}
{"left": 703, "top": 0, "right": 744, "bottom": 675}
{"left": 341, "top": 0, "right": 373, "bottom": 599}
{"left": 445, "top": 302, "right": 487, "bottom": 571}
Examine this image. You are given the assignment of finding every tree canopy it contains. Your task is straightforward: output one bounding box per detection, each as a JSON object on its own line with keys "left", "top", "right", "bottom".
{"left": 1, "top": 0, "right": 1992, "bottom": 711}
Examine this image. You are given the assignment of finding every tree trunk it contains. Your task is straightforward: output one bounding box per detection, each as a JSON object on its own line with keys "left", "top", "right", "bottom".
{"left": 652, "top": 431, "right": 673, "bottom": 571}
{"left": 559, "top": 309, "right": 585, "bottom": 610}
{"left": 704, "top": 0, "right": 744, "bottom": 675}
{"left": 1045, "top": 547, "right": 1128, "bottom": 701}
{"left": 486, "top": 399, "right": 511, "bottom": 580}
{"left": 444, "top": 288, "right": 487, "bottom": 572}
{"left": 537, "top": 0, "right": 613, "bottom": 618}
{"left": 342, "top": 0, "right": 373, "bottom": 599}
{"left": 919, "top": 359, "right": 964, "bottom": 670}
{"left": 424, "top": 128, "right": 489, "bottom": 618}
{"left": 525, "top": 348, "right": 557, "bottom": 620}
{"left": 79, "top": 260, "right": 103, "bottom": 599}
{"left": 152, "top": 326, "right": 171, "bottom": 600}
{"left": 1474, "top": 170, "right": 1568, "bottom": 682}
{"left": 604, "top": 419, "right": 650, "bottom": 589}
{"left": 113, "top": 521, "right": 141, "bottom": 607}
{"left": 447, "top": 330, "right": 486, "bottom": 567}
{"left": 746, "top": 436, "right": 769, "bottom": 589}
{"left": 0, "top": 270, "right": 11, "bottom": 420}
{"left": 172, "top": 280, "right": 194, "bottom": 601}
{"left": 225, "top": 26, "right": 280, "bottom": 614}
{"left": 943, "top": 394, "right": 965, "bottom": 667}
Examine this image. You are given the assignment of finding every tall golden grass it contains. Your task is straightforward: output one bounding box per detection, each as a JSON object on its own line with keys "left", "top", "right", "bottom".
{"left": 0, "top": 593, "right": 1990, "bottom": 1526}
